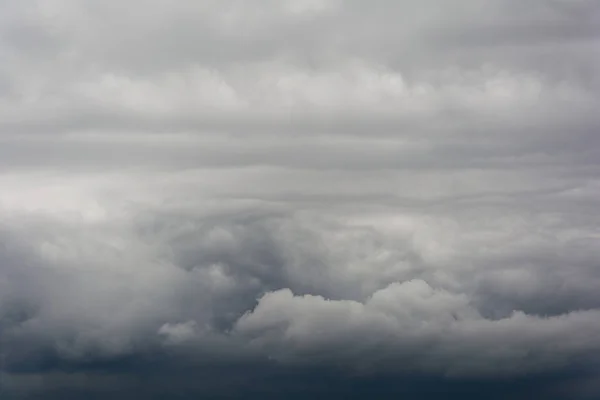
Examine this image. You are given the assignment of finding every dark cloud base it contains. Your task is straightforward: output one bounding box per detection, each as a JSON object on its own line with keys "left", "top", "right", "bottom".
{"left": 4, "top": 365, "right": 599, "bottom": 400}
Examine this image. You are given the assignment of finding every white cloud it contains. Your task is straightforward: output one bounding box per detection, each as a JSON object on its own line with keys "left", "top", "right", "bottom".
{"left": 158, "top": 321, "right": 199, "bottom": 345}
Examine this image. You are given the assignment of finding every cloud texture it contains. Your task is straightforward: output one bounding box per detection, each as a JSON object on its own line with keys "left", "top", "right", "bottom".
{"left": 1, "top": 0, "right": 600, "bottom": 398}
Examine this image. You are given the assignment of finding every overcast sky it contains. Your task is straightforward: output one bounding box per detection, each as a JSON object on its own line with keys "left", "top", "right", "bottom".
{"left": 1, "top": 1, "right": 600, "bottom": 399}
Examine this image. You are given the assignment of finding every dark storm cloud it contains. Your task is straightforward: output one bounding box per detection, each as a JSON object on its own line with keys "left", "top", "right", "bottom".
{"left": 1, "top": 0, "right": 600, "bottom": 399}
{"left": 2, "top": 203, "right": 600, "bottom": 398}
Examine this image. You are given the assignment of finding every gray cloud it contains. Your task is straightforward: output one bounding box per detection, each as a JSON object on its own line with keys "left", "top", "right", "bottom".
{"left": 1, "top": 0, "right": 600, "bottom": 398}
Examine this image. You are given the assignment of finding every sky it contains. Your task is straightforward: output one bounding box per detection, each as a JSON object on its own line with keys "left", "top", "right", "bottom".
{"left": 1, "top": 0, "right": 600, "bottom": 398}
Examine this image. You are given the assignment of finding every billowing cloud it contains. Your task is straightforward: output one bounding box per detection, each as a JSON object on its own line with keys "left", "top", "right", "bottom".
{"left": 1, "top": 0, "right": 600, "bottom": 399}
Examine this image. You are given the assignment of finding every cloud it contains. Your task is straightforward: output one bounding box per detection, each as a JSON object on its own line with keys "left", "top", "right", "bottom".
{"left": 1, "top": 0, "right": 600, "bottom": 399}
{"left": 235, "top": 281, "right": 600, "bottom": 377}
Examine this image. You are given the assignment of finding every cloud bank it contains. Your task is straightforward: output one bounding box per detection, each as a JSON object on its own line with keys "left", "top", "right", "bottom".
{"left": 1, "top": 0, "right": 600, "bottom": 398}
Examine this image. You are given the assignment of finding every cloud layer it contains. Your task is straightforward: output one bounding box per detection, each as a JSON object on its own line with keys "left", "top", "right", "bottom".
{"left": 1, "top": 0, "right": 600, "bottom": 398}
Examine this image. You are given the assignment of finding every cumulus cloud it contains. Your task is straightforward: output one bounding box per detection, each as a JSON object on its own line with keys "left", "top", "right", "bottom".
{"left": 1, "top": 0, "right": 600, "bottom": 399}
